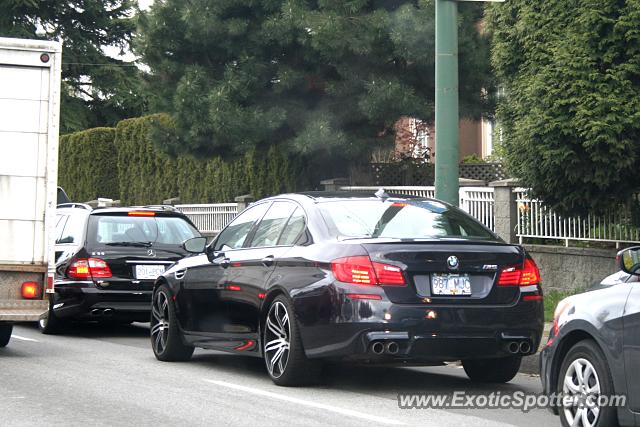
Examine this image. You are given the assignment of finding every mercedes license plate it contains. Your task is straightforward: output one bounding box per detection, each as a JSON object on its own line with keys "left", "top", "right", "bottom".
{"left": 135, "top": 264, "right": 165, "bottom": 280}
{"left": 431, "top": 273, "right": 472, "bottom": 296}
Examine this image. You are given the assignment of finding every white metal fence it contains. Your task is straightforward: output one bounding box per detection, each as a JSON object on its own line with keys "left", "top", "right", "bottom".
{"left": 340, "top": 186, "right": 496, "bottom": 231}
{"left": 173, "top": 187, "right": 640, "bottom": 246}
{"left": 515, "top": 190, "right": 640, "bottom": 247}
{"left": 176, "top": 203, "right": 239, "bottom": 234}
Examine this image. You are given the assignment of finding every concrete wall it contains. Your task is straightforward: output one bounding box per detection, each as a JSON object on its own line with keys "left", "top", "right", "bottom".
{"left": 524, "top": 244, "right": 618, "bottom": 292}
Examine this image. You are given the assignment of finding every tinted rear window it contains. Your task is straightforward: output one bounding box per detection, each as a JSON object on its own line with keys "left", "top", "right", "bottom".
{"left": 88, "top": 215, "right": 200, "bottom": 246}
{"left": 318, "top": 199, "right": 496, "bottom": 240}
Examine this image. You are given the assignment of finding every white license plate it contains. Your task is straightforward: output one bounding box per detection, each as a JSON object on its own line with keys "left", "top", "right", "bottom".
{"left": 431, "top": 273, "right": 472, "bottom": 296}
{"left": 135, "top": 265, "right": 165, "bottom": 280}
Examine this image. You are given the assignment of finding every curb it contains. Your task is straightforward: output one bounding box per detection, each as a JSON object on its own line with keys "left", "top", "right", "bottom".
{"left": 519, "top": 322, "right": 552, "bottom": 376}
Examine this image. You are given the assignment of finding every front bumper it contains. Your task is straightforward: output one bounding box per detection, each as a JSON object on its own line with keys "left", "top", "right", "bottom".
{"left": 299, "top": 296, "right": 544, "bottom": 362}
{"left": 53, "top": 282, "right": 152, "bottom": 321}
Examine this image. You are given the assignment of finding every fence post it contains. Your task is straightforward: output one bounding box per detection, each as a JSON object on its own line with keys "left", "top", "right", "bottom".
{"left": 490, "top": 179, "right": 519, "bottom": 243}
{"left": 320, "top": 178, "right": 349, "bottom": 191}
{"left": 235, "top": 194, "right": 254, "bottom": 212}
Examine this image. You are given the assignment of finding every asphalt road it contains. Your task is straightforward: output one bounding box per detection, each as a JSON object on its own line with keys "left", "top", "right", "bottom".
{"left": 1, "top": 323, "right": 559, "bottom": 427}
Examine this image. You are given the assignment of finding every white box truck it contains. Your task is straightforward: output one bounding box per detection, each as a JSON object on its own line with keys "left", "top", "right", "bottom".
{"left": 0, "top": 37, "right": 62, "bottom": 346}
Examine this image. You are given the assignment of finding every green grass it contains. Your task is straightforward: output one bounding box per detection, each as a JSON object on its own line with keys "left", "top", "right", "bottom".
{"left": 544, "top": 289, "right": 581, "bottom": 322}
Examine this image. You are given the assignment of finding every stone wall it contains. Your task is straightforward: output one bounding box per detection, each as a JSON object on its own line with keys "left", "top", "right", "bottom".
{"left": 524, "top": 244, "right": 618, "bottom": 292}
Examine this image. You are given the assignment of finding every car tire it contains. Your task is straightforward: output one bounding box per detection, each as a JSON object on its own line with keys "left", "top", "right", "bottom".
{"left": 150, "top": 284, "right": 194, "bottom": 362}
{"left": 557, "top": 339, "right": 617, "bottom": 427}
{"left": 462, "top": 355, "right": 522, "bottom": 383}
{"left": 263, "top": 295, "right": 321, "bottom": 386}
{"left": 0, "top": 323, "right": 12, "bottom": 347}
{"left": 38, "top": 295, "right": 64, "bottom": 335}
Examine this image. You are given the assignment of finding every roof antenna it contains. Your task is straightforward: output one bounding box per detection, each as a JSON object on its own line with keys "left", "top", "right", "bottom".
{"left": 375, "top": 187, "right": 390, "bottom": 200}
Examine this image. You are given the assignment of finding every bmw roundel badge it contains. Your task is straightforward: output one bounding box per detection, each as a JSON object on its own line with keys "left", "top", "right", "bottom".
{"left": 447, "top": 255, "right": 459, "bottom": 270}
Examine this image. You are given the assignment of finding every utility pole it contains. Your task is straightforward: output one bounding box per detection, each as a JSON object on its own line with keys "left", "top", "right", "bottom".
{"left": 434, "top": 0, "right": 504, "bottom": 206}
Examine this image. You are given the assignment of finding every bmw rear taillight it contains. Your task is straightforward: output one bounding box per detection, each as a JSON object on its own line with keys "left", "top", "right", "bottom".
{"left": 67, "top": 258, "right": 112, "bottom": 279}
{"left": 497, "top": 258, "right": 540, "bottom": 286}
{"left": 331, "top": 256, "right": 406, "bottom": 286}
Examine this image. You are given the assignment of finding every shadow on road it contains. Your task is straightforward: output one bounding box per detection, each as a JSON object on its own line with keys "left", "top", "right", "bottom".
{"left": 18, "top": 321, "right": 151, "bottom": 339}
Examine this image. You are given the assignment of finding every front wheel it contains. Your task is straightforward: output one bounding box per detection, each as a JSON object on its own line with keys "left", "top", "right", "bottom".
{"left": 462, "top": 355, "right": 522, "bottom": 383}
{"left": 263, "top": 295, "right": 321, "bottom": 386}
{"left": 0, "top": 323, "right": 12, "bottom": 347}
{"left": 557, "top": 340, "right": 617, "bottom": 427}
{"left": 150, "top": 284, "right": 193, "bottom": 362}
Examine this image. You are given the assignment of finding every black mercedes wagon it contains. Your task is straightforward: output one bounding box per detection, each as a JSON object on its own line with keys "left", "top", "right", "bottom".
{"left": 150, "top": 192, "right": 544, "bottom": 386}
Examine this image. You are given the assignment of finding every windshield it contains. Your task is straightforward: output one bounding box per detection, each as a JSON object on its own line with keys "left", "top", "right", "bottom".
{"left": 318, "top": 199, "right": 496, "bottom": 240}
{"left": 88, "top": 215, "right": 200, "bottom": 246}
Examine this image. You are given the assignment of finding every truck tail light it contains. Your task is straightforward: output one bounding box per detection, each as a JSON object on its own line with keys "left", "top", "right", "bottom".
{"left": 498, "top": 258, "right": 541, "bottom": 286}
{"left": 331, "top": 256, "right": 406, "bottom": 286}
{"left": 21, "top": 281, "right": 41, "bottom": 299}
{"left": 67, "top": 258, "right": 112, "bottom": 279}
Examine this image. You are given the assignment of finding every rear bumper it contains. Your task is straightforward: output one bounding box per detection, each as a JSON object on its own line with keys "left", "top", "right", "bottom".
{"left": 0, "top": 300, "right": 48, "bottom": 322}
{"left": 53, "top": 284, "right": 152, "bottom": 320}
{"left": 299, "top": 297, "right": 544, "bottom": 361}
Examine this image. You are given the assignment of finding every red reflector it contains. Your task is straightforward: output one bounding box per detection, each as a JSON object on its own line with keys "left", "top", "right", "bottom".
{"left": 67, "top": 258, "right": 112, "bottom": 279}
{"left": 231, "top": 262, "right": 242, "bottom": 267}
{"left": 331, "top": 256, "right": 406, "bottom": 286}
{"left": 498, "top": 258, "right": 540, "bottom": 286}
{"left": 258, "top": 293, "right": 266, "bottom": 299}
{"left": 391, "top": 202, "right": 408, "bottom": 207}
{"left": 128, "top": 211, "right": 155, "bottom": 217}
{"left": 46, "top": 275, "right": 54, "bottom": 291}
{"left": 21, "top": 281, "right": 41, "bottom": 299}
{"left": 226, "top": 285, "right": 241, "bottom": 291}
{"left": 235, "top": 340, "right": 255, "bottom": 351}
{"left": 523, "top": 295, "right": 543, "bottom": 301}
{"left": 346, "top": 293, "right": 382, "bottom": 300}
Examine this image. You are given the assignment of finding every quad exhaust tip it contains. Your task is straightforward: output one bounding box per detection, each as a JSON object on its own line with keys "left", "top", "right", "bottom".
{"left": 385, "top": 341, "right": 399, "bottom": 355}
{"left": 519, "top": 341, "right": 531, "bottom": 354}
{"left": 507, "top": 340, "right": 532, "bottom": 355}
{"left": 371, "top": 342, "right": 385, "bottom": 355}
{"left": 508, "top": 341, "right": 520, "bottom": 354}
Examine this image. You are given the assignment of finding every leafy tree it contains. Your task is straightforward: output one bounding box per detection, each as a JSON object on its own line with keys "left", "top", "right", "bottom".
{"left": 0, "top": 0, "right": 147, "bottom": 133}
{"left": 137, "top": 0, "right": 493, "bottom": 167}
{"left": 487, "top": 0, "right": 640, "bottom": 215}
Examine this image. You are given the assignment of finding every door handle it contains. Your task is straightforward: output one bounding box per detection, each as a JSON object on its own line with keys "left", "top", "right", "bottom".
{"left": 218, "top": 257, "right": 231, "bottom": 268}
{"left": 261, "top": 255, "right": 275, "bottom": 267}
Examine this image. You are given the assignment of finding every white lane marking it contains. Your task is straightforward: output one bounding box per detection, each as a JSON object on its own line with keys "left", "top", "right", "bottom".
{"left": 204, "top": 379, "right": 404, "bottom": 425}
{"left": 11, "top": 335, "right": 39, "bottom": 342}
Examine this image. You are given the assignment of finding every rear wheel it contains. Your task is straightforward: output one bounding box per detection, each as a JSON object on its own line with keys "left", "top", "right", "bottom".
{"left": 263, "top": 295, "right": 321, "bottom": 386}
{"left": 0, "top": 323, "right": 12, "bottom": 347}
{"left": 151, "top": 284, "right": 193, "bottom": 362}
{"left": 462, "top": 355, "right": 522, "bottom": 383}
{"left": 38, "top": 295, "right": 64, "bottom": 334}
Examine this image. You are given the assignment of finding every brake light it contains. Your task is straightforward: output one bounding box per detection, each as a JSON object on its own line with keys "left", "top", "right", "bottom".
{"left": 498, "top": 258, "right": 540, "bottom": 286}
{"left": 21, "top": 281, "right": 41, "bottom": 299}
{"left": 68, "top": 258, "right": 112, "bottom": 279}
{"left": 331, "top": 256, "right": 406, "bottom": 286}
{"left": 128, "top": 211, "right": 155, "bottom": 217}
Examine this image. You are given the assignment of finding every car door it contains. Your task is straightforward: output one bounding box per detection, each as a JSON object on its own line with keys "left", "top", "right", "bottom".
{"left": 221, "top": 201, "right": 300, "bottom": 337}
{"left": 178, "top": 202, "right": 270, "bottom": 335}
{"left": 623, "top": 280, "right": 640, "bottom": 417}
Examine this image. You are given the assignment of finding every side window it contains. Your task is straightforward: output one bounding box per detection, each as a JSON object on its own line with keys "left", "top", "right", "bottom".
{"left": 250, "top": 202, "right": 297, "bottom": 248}
{"left": 58, "top": 213, "right": 86, "bottom": 244}
{"left": 278, "top": 207, "right": 307, "bottom": 246}
{"left": 214, "top": 203, "right": 270, "bottom": 251}
{"left": 55, "top": 214, "right": 68, "bottom": 243}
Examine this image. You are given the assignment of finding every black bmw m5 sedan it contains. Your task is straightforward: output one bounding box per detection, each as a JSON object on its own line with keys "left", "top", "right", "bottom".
{"left": 150, "top": 192, "right": 544, "bottom": 386}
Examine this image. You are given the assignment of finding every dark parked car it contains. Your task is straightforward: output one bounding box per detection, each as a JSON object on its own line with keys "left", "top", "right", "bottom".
{"left": 39, "top": 204, "right": 201, "bottom": 333}
{"left": 541, "top": 246, "right": 640, "bottom": 427}
{"left": 151, "top": 192, "right": 544, "bottom": 386}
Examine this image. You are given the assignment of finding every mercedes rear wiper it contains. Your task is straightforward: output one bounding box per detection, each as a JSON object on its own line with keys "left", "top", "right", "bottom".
{"left": 104, "top": 241, "right": 153, "bottom": 247}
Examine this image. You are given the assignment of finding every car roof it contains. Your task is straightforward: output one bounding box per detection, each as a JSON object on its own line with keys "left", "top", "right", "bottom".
{"left": 266, "top": 191, "right": 427, "bottom": 204}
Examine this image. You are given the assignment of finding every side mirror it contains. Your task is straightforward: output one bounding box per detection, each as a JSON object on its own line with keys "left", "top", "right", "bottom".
{"left": 618, "top": 246, "right": 640, "bottom": 276}
{"left": 183, "top": 237, "right": 207, "bottom": 254}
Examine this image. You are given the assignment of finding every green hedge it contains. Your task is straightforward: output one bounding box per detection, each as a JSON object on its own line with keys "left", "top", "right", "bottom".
{"left": 59, "top": 114, "right": 308, "bottom": 205}
{"left": 58, "top": 127, "right": 118, "bottom": 201}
